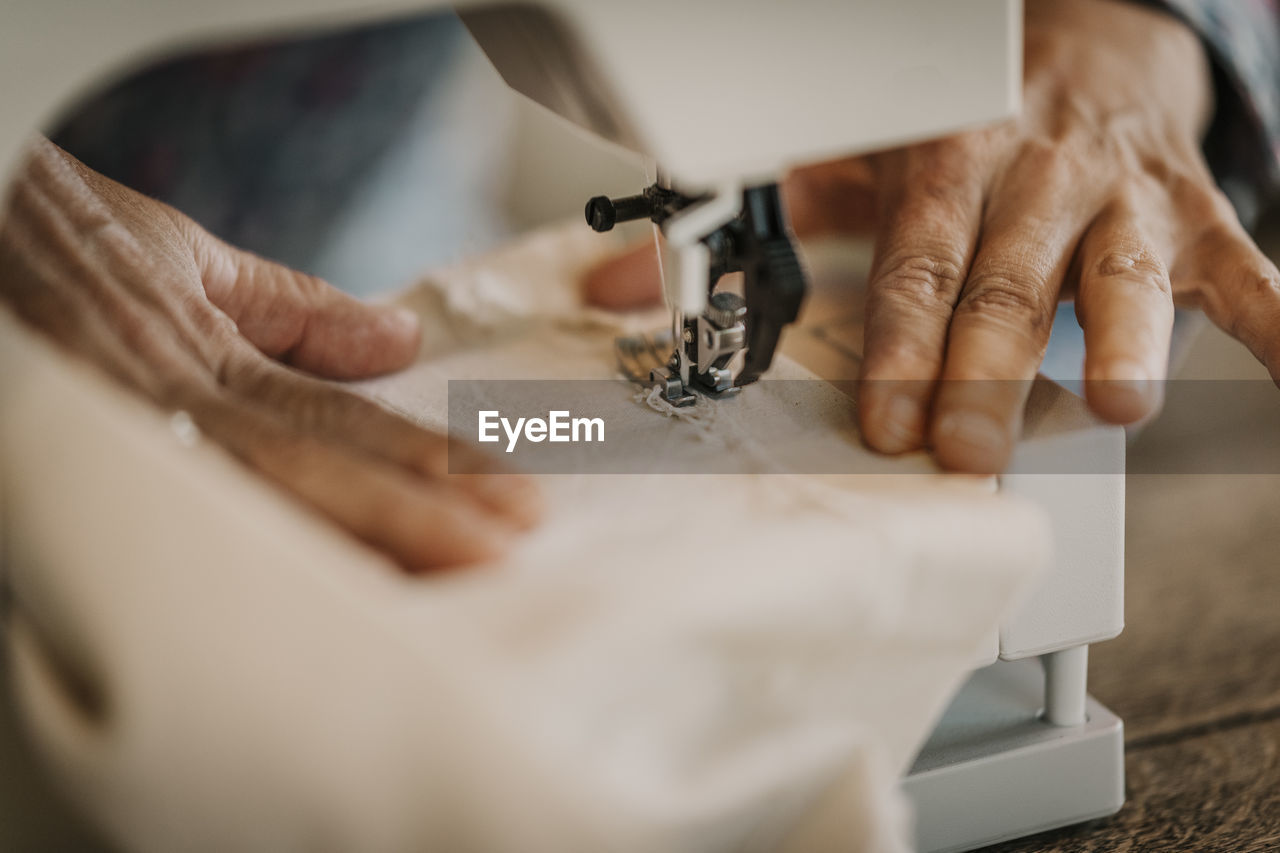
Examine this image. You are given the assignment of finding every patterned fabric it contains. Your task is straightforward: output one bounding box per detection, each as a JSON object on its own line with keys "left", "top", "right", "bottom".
{"left": 1147, "top": 0, "right": 1280, "bottom": 224}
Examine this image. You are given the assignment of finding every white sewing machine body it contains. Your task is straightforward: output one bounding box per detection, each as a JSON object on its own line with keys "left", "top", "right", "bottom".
{"left": 904, "top": 407, "right": 1125, "bottom": 852}
{"left": 0, "top": 2, "right": 1124, "bottom": 850}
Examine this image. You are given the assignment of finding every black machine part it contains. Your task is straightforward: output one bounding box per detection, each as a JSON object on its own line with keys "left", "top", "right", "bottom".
{"left": 584, "top": 182, "right": 806, "bottom": 388}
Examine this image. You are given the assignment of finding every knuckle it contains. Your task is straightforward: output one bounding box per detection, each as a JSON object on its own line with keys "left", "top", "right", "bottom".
{"left": 193, "top": 307, "right": 247, "bottom": 369}
{"left": 208, "top": 345, "right": 247, "bottom": 391}
{"left": 193, "top": 301, "right": 240, "bottom": 340}
{"left": 1089, "top": 247, "right": 1172, "bottom": 295}
{"left": 1223, "top": 269, "right": 1280, "bottom": 355}
{"left": 218, "top": 348, "right": 269, "bottom": 392}
{"left": 199, "top": 239, "right": 242, "bottom": 298}
{"left": 1238, "top": 267, "right": 1280, "bottom": 301}
{"left": 1226, "top": 309, "right": 1280, "bottom": 377}
{"left": 955, "top": 273, "right": 1053, "bottom": 333}
{"left": 874, "top": 253, "right": 966, "bottom": 307}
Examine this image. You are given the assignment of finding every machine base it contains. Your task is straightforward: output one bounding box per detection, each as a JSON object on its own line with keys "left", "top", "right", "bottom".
{"left": 903, "top": 658, "right": 1125, "bottom": 853}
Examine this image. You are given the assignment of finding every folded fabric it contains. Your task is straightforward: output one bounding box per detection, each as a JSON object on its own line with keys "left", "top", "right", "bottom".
{"left": 0, "top": 223, "right": 1048, "bottom": 852}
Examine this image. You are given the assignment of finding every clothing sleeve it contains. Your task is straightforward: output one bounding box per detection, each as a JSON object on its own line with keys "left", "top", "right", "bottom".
{"left": 1145, "top": 0, "right": 1280, "bottom": 225}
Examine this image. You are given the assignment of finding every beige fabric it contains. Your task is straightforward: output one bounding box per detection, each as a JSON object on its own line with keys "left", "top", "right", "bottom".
{"left": 0, "top": 224, "right": 1048, "bottom": 852}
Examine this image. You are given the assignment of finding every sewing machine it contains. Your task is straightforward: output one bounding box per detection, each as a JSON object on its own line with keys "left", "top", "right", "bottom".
{"left": 0, "top": 1, "right": 1124, "bottom": 850}
{"left": 465, "top": 7, "right": 1126, "bottom": 848}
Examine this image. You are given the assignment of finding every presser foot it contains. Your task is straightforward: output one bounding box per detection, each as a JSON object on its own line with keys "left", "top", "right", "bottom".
{"left": 639, "top": 355, "right": 742, "bottom": 408}
{"left": 647, "top": 363, "right": 697, "bottom": 407}
{"left": 615, "top": 317, "right": 745, "bottom": 408}
{"left": 645, "top": 364, "right": 741, "bottom": 408}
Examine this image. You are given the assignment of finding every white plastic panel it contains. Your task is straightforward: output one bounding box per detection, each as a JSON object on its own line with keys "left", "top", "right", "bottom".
{"left": 998, "top": 427, "right": 1125, "bottom": 659}
{"left": 905, "top": 660, "right": 1125, "bottom": 853}
{"left": 468, "top": 0, "right": 1021, "bottom": 187}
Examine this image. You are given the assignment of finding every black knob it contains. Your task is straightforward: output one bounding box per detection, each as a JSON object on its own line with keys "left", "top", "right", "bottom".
{"left": 584, "top": 193, "right": 656, "bottom": 232}
{"left": 585, "top": 196, "right": 617, "bottom": 232}
{"left": 707, "top": 292, "right": 747, "bottom": 329}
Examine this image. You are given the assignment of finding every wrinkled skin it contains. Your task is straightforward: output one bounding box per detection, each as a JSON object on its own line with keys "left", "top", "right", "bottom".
{"left": 0, "top": 137, "right": 542, "bottom": 572}
{"left": 588, "top": 0, "right": 1280, "bottom": 473}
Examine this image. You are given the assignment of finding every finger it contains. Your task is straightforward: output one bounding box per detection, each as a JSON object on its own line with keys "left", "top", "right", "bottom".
{"left": 932, "top": 203, "right": 1085, "bottom": 474}
{"left": 184, "top": 390, "right": 519, "bottom": 572}
{"left": 1074, "top": 204, "right": 1175, "bottom": 423}
{"left": 582, "top": 241, "right": 664, "bottom": 310}
{"left": 176, "top": 214, "right": 421, "bottom": 379}
{"left": 1169, "top": 182, "right": 1280, "bottom": 381}
{"left": 219, "top": 353, "right": 544, "bottom": 529}
{"left": 857, "top": 149, "right": 985, "bottom": 454}
{"left": 1177, "top": 223, "right": 1280, "bottom": 385}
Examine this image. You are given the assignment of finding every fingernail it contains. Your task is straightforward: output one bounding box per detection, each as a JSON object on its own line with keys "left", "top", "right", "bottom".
{"left": 935, "top": 411, "right": 1008, "bottom": 455}
{"left": 1097, "top": 359, "right": 1150, "bottom": 384}
{"left": 1095, "top": 360, "right": 1156, "bottom": 403}
{"left": 1089, "top": 360, "right": 1160, "bottom": 423}
{"left": 876, "top": 394, "right": 923, "bottom": 452}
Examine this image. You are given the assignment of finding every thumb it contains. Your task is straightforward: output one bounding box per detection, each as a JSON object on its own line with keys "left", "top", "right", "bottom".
{"left": 178, "top": 214, "right": 421, "bottom": 379}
